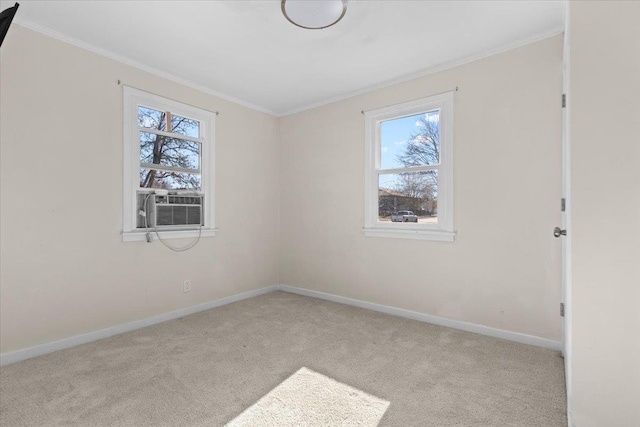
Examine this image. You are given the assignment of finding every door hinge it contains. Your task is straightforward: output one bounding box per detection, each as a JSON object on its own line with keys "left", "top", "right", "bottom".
{"left": 560, "top": 303, "right": 565, "bottom": 317}
{"left": 562, "top": 94, "right": 566, "bottom": 108}
{"left": 561, "top": 198, "right": 566, "bottom": 212}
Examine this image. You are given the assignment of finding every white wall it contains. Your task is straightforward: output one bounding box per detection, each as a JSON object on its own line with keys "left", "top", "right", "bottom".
{"left": 0, "top": 26, "right": 280, "bottom": 353}
{"left": 279, "top": 36, "right": 564, "bottom": 341}
{"left": 1, "top": 27, "right": 564, "bottom": 355}
{"left": 569, "top": 2, "right": 640, "bottom": 426}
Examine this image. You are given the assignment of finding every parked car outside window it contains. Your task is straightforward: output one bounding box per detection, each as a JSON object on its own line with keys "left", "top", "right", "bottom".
{"left": 391, "top": 211, "right": 418, "bottom": 222}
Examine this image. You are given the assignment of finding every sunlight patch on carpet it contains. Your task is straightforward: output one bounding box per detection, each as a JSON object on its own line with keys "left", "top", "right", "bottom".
{"left": 225, "top": 367, "right": 390, "bottom": 426}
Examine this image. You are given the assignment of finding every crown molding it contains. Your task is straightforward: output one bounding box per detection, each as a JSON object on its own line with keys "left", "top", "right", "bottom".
{"left": 13, "top": 19, "right": 562, "bottom": 118}
{"left": 13, "top": 20, "right": 279, "bottom": 117}
{"left": 278, "top": 28, "right": 564, "bottom": 117}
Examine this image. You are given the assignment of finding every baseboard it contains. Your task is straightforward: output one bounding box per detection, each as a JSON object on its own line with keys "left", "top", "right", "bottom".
{"left": 277, "top": 285, "right": 562, "bottom": 351}
{"left": 0, "top": 286, "right": 278, "bottom": 367}
{"left": 1, "top": 283, "right": 561, "bottom": 366}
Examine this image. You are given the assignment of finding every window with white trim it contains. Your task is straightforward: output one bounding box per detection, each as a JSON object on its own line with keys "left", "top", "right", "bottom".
{"left": 122, "top": 87, "right": 216, "bottom": 242}
{"left": 364, "top": 92, "right": 455, "bottom": 241}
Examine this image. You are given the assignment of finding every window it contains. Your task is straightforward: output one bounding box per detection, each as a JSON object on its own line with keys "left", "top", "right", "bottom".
{"left": 364, "top": 92, "right": 455, "bottom": 241}
{"left": 122, "top": 87, "right": 216, "bottom": 242}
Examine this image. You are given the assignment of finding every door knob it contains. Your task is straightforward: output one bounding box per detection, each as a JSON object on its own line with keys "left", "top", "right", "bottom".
{"left": 553, "top": 227, "right": 567, "bottom": 238}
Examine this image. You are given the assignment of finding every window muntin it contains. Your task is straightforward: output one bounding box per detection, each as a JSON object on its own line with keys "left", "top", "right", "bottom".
{"left": 364, "top": 92, "right": 454, "bottom": 241}
{"left": 123, "top": 87, "right": 216, "bottom": 241}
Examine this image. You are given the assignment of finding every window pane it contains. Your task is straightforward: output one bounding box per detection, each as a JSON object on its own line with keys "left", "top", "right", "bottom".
{"left": 139, "top": 132, "right": 200, "bottom": 170}
{"left": 378, "top": 171, "right": 438, "bottom": 224}
{"left": 140, "top": 168, "right": 201, "bottom": 191}
{"left": 171, "top": 114, "right": 200, "bottom": 138}
{"left": 380, "top": 110, "right": 440, "bottom": 169}
{"left": 138, "top": 106, "right": 166, "bottom": 131}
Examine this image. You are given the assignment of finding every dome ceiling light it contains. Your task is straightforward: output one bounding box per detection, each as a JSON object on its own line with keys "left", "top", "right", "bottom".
{"left": 281, "top": 0, "right": 348, "bottom": 30}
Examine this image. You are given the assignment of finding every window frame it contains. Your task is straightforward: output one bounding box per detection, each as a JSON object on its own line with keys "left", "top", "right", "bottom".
{"left": 122, "top": 86, "right": 216, "bottom": 242}
{"left": 363, "top": 91, "right": 455, "bottom": 242}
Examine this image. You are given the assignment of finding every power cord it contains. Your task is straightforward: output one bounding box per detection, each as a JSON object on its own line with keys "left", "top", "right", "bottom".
{"left": 141, "top": 192, "right": 203, "bottom": 252}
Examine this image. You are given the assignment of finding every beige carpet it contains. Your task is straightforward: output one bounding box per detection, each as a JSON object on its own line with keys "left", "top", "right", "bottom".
{"left": 0, "top": 291, "right": 566, "bottom": 426}
{"left": 226, "top": 367, "right": 389, "bottom": 426}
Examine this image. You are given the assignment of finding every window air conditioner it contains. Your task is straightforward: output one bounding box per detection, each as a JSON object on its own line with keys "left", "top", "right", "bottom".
{"left": 153, "top": 194, "right": 203, "bottom": 228}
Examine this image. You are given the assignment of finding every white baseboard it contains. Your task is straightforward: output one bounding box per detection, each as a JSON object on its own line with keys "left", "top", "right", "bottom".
{"left": 0, "top": 286, "right": 278, "bottom": 367}
{"left": 1, "top": 283, "right": 561, "bottom": 366}
{"left": 277, "top": 285, "right": 562, "bottom": 351}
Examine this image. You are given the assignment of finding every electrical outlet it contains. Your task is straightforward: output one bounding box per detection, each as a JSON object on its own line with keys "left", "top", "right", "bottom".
{"left": 183, "top": 280, "right": 192, "bottom": 293}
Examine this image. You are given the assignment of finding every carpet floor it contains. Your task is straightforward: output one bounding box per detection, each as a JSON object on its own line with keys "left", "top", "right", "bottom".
{"left": 0, "top": 291, "right": 566, "bottom": 426}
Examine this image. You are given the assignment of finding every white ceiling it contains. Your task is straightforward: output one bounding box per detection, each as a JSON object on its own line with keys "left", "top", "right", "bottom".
{"left": 6, "top": 1, "right": 564, "bottom": 116}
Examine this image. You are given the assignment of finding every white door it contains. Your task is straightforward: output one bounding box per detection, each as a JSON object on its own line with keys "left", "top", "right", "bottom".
{"left": 560, "top": 7, "right": 572, "bottom": 421}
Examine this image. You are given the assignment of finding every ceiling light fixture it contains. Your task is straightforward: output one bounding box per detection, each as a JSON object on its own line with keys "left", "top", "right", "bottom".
{"left": 281, "top": 0, "right": 347, "bottom": 30}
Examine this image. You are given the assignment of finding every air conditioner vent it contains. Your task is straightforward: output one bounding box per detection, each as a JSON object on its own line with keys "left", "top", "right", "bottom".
{"left": 136, "top": 192, "right": 203, "bottom": 229}
{"left": 155, "top": 195, "right": 202, "bottom": 205}
{"left": 156, "top": 205, "right": 201, "bottom": 227}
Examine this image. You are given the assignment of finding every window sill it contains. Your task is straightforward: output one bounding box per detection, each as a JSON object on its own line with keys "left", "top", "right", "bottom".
{"left": 122, "top": 228, "right": 217, "bottom": 242}
{"left": 363, "top": 227, "right": 455, "bottom": 242}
